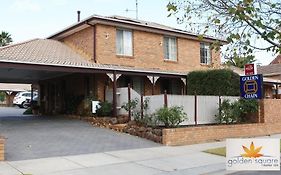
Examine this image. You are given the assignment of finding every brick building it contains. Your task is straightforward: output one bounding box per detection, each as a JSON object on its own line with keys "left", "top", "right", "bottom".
{"left": 0, "top": 15, "right": 224, "bottom": 116}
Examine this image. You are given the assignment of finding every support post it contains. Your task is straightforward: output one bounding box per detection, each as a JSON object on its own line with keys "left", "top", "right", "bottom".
{"left": 141, "top": 93, "right": 144, "bottom": 119}
{"left": 218, "top": 95, "right": 221, "bottom": 118}
{"left": 128, "top": 83, "right": 131, "bottom": 120}
{"left": 112, "top": 71, "right": 117, "bottom": 117}
{"left": 275, "top": 84, "right": 279, "bottom": 99}
{"left": 164, "top": 90, "right": 167, "bottom": 107}
{"left": 194, "top": 94, "right": 197, "bottom": 125}
{"left": 31, "top": 85, "right": 34, "bottom": 103}
{"left": 185, "top": 77, "right": 188, "bottom": 95}
{"left": 152, "top": 76, "right": 155, "bottom": 95}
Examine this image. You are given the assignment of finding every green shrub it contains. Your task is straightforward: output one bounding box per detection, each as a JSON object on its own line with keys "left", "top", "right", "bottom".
{"left": 79, "top": 95, "right": 97, "bottom": 116}
{"left": 121, "top": 98, "right": 139, "bottom": 113}
{"left": 96, "top": 101, "right": 112, "bottom": 117}
{"left": 122, "top": 98, "right": 155, "bottom": 126}
{"left": 186, "top": 69, "right": 240, "bottom": 96}
{"left": 23, "top": 108, "right": 32, "bottom": 115}
{"left": 216, "top": 100, "right": 237, "bottom": 124}
{"left": 154, "top": 106, "right": 187, "bottom": 128}
{"left": 0, "top": 92, "right": 5, "bottom": 102}
{"left": 65, "top": 95, "right": 84, "bottom": 114}
{"left": 216, "top": 98, "right": 258, "bottom": 124}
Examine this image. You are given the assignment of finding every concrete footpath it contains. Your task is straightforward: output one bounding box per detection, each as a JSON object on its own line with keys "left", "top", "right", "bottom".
{"left": 1, "top": 134, "right": 281, "bottom": 175}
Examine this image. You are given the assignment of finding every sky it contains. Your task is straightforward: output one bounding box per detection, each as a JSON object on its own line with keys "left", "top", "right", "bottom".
{"left": 0, "top": 0, "right": 276, "bottom": 65}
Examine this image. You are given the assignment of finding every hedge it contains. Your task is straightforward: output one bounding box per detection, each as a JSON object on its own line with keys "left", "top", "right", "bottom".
{"left": 186, "top": 69, "right": 240, "bottom": 96}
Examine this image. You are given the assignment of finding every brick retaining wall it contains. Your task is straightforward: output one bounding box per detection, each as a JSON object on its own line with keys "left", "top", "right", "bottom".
{"left": 162, "top": 99, "right": 281, "bottom": 146}
{"left": 0, "top": 136, "right": 4, "bottom": 161}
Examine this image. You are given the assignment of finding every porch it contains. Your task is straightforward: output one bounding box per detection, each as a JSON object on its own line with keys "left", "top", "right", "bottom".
{"left": 39, "top": 71, "right": 186, "bottom": 116}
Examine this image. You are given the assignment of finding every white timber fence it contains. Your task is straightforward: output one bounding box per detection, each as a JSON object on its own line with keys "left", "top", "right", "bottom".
{"left": 105, "top": 87, "right": 240, "bottom": 125}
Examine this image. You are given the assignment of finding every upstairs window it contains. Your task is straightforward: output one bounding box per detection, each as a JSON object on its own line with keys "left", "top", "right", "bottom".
{"left": 116, "top": 29, "right": 133, "bottom": 56}
{"left": 164, "top": 37, "right": 177, "bottom": 61}
{"left": 200, "top": 43, "right": 211, "bottom": 64}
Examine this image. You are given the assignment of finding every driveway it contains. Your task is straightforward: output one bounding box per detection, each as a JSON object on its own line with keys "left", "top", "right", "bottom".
{"left": 0, "top": 106, "right": 26, "bottom": 117}
{"left": 0, "top": 107, "right": 160, "bottom": 161}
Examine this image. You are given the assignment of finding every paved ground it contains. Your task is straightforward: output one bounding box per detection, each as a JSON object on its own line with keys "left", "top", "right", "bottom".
{"left": 0, "top": 141, "right": 228, "bottom": 175}
{"left": 1, "top": 136, "right": 280, "bottom": 175}
{"left": 0, "top": 106, "right": 25, "bottom": 117}
{"left": 1, "top": 107, "right": 281, "bottom": 174}
{"left": 0, "top": 107, "right": 159, "bottom": 161}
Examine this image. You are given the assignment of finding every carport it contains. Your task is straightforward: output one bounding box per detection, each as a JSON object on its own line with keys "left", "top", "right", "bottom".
{"left": 0, "top": 39, "right": 97, "bottom": 113}
{"left": 0, "top": 38, "right": 185, "bottom": 116}
{"left": 0, "top": 39, "right": 161, "bottom": 161}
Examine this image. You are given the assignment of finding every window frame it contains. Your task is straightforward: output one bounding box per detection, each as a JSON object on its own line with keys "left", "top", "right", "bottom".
{"left": 200, "top": 43, "right": 212, "bottom": 65}
{"left": 116, "top": 28, "right": 133, "bottom": 57}
{"left": 163, "top": 36, "right": 178, "bottom": 62}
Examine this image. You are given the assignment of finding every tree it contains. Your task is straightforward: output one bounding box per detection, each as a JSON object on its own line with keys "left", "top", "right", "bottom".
{"left": 167, "top": 0, "right": 281, "bottom": 60}
{"left": 0, "top": 31, "right": 13, "bottom": 47}
{"left": 225, "top": 55, "right": 256, "bottom": 68}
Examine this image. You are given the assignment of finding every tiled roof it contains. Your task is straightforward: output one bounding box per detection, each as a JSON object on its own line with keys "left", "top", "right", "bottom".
{"left": 48, "top": 14, "right": 225, "bottom": 42}
{"left": 257, "top": 64, "right": 281, "bottom": 75}
{"left": 270, "top": 55, "right": 281, "bottom": 64}
{"left": 0, "top": 39, "right": 186, "bottom": 76}
{"left": 228, "top": 65, "right": 281, "bottom": 83}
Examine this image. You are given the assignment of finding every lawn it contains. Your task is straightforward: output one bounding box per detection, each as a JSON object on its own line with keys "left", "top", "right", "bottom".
{"left": 203, "top": 140, "right": 281, "bottom": 157}
{"left": 203, "top": 147, "right": 226, "bottom": 157}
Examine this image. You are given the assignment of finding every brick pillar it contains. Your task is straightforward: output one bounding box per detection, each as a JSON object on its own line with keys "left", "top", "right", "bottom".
{"left": 258, "top": 100, "right": 265, "bottom": 123}
{"left": 0, "top": 137, "right": 5, "bottom": 161}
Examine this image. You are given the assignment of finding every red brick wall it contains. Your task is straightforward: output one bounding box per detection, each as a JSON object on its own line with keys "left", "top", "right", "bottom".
{"left": 162, "top": 123, "right": 280, "bottom": 146}
{"left": 162, "top": 99, "right": 281, "bottom": 146}
{"left": 60, "top": 24, "right": 221, "bottom": 73}
{"left": 261, "top": 99, "right": 281, "bottom": 123}
{"left": 95, "top": 24, "right": 221, "bottom": 72}
{"left": 61, "top": 27, "right": 94, "bottom": 61}
{"left": 0, "top": 137, "right": 4, "bottom": 161}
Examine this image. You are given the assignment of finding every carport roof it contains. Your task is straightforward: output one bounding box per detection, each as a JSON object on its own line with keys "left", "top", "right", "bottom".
{"left": 0, "top": 39, "right": 186, "bottom": 77}
{"left": 0, "top": 83, "right": 30, "bottom": 92}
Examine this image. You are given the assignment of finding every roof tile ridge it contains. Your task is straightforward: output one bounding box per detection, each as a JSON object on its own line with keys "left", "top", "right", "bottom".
{"left": 0, "top": 38, "right": 41, "bottom": 50}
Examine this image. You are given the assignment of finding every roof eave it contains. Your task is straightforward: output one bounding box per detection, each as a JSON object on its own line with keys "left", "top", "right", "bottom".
{"left": 47, "top": 15, "right": 226, "bottom": 44}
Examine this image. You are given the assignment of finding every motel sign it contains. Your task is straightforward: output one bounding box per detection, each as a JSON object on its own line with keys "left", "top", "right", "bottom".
{"left": 240, "top": 74, "right": 263, "bottom": 99}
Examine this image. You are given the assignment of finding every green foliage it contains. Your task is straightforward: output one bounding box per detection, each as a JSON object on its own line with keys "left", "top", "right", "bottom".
{"left": 79, "top": 95, "right": 97, "bottom": 116}
{"left": 96, "top": 101, "right": 112, "bottom": 117}
{"left": 167, "top": 1, "right": 281, "bottom": 59}
{"left": 122, "top": 97, "right": 154, "bottom": 126}
{"left": 0, "top": 31, "right": 12, "bottom": 46}
{"left": 23, "top": 108, "right": 32, "bottom": 115}
{"left": 186, "top": 69, "right": 240, "bottom": 96}
{"left": 64, "top": 95, "right": 84, "bottom": 114}
{"left": 216, "top": 98, "right": 258, "bottom": 124}
{"left": 216, "top": 100, "right": 238, "bottom": 124}
{"left": 0, "top": 92, "right": 5, "bottom": 102}
{"left": 234, "top": 98, "right": 259, "bottom": 119}
{"left": 154, "top": 106, "right": 187, "bottom": 128}
{"left": 121, "top": 98, "right": 139, "bottom": 112}
{"left": 225, "top": 55, "right": 256, "bottom": 68}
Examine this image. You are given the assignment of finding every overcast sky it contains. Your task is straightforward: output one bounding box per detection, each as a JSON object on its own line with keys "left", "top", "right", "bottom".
{"left": 0, "top": 0, "right": 276, "bottom": 65}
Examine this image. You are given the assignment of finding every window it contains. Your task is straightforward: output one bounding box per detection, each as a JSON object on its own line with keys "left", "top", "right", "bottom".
{"left": 164, "top": 37, "right": 177, "bottom": 61}
{"left": 200, "top": 43, "right": 211, "bottom": 64}
{"left": 116, "top": 29, "right": 133, "bottom": 56}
